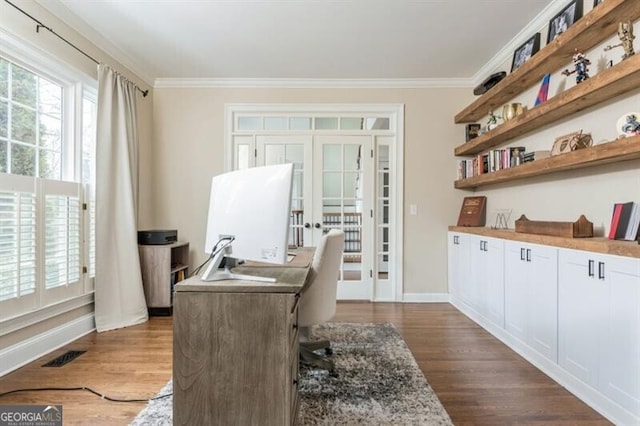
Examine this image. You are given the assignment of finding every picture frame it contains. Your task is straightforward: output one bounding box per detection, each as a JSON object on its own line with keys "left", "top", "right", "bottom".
{"left": 511, "top": 33, "right": 541, "bottom": 72}
{"left": 547, "top": 0, "right": 583, "bottom": 43}
{"left": 465, "top": 123, "right": 481, "bottom": 142}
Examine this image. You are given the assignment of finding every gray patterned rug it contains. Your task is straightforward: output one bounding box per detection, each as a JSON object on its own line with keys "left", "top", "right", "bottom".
{"left": 131, "top": 322, "right": 452, "bottom": 425}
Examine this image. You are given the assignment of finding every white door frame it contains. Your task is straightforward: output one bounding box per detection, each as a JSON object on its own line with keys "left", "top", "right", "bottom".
{"left": 224, "top": 103, "right": 404, "bottom": 302}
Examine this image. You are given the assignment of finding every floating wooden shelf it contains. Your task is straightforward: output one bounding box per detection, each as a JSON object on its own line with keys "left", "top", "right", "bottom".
{"left": 454, "top": 0, "right": 640, "bottom": 124}
{"left": 454, "top": 135, "right": 640, "bottom": 189}
{"left": 455, "top": 54, "right": 640, "bottom": 156}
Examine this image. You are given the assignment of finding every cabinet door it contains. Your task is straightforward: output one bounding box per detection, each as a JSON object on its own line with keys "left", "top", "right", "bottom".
{"left": 504, "top": 241, "right": 529, "bottom": 343}
{"left": 447, "top": 232, "right": 469, "bottom": 300}
{"left": 599, "top": 255, "right": 640, "bottom": 416}
{"left": 527, "top": 244, "right": 558, "bottom": 362}
{"left": 483, "top": 237, "right": 505, "bottom": 328}
{"left": 467, "top": 235, "right": 486, "bottom": 313}
{"left": 558, "top": 249, "right": 605, "bottom": 388}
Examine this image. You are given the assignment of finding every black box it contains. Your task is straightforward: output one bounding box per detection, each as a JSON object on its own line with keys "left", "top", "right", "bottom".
{"left": 138, "top": 229, "right": 178, "bottom": 245}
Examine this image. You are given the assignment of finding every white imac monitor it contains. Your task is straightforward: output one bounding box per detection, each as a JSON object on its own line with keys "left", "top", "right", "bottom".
{"left": 200, "top": 163, "right": 294, "bottom": 282}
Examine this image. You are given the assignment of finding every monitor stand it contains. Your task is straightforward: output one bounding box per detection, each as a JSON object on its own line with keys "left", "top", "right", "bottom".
{"left": 200, "top": 246, "right": 276, "bottom": 283}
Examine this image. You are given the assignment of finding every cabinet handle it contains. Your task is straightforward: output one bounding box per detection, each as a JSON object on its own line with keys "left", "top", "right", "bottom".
{"left": 480, "top": 240, "right": 484, "bottom": 251}
{"left": 588, "top": 259, "right": 595, "bottom": 277}
{"left": 598, "top": 261, "right": 605, "bottom": 280}
{"left": 520, "top": 248, "right": 525, "bottom": 261}
{"left": 484, "top": 241, "right": 488, "bottom": 252}
{"left": 454, "top": 236, "right": 458, "bottom": 245}
{"left": 526, "top": 249, "right": 531, "bottom": 262}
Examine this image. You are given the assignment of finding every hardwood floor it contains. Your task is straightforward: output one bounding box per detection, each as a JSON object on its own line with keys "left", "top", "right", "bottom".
{"left": 0, "top": 303, "right": 610, "bottom": 425}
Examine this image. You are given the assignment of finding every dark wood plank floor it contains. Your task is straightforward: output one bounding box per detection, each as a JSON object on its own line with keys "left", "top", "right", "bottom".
{"left": 0, "top": 302, "right": 610, "bottom": 425}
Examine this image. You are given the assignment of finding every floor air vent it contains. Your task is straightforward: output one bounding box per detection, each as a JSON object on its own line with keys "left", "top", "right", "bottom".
{"left": 42, "top": 350, "right": 86, "bottom": 367}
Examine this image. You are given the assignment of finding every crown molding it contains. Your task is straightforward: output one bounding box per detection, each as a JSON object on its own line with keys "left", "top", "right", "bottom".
{"left": 471, "top": 0, "right": 572, "bottom": 85}
{"left": 154, "top": 77, "right": 474, "bottom": 89}
{"left": 34, "top": 0, "right": 154, "bottom": 87}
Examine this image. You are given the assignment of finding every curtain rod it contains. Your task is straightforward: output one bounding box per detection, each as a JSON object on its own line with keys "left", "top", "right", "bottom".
{"left": 4, "top": 0, "right": 149, "bottom": 97}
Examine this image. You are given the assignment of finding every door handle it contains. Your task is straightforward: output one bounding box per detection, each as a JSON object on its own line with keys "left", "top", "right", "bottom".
{"left": 520, "top": 248, "right": 525, "bottom": 261}
{"left": 588, "top": 259, "right": 594, "bottom": 277}
{"left": 314, "top": 223, "right": 321, "bottom": 229}
{"left": 598, "top": 261, "right": 605, "bottom": 280}
{"left": 526, "top": 249, "right": 531, "bottom": 262}
{"left": 304, "top": 223, "right": 311, "bottom": 229}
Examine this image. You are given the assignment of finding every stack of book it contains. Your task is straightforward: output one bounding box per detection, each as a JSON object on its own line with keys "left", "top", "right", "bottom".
{"left": 456, "top": 146, "right": 525, "bottom": 179}
{"left": 521, "top": 150, "right": 551, "bottom": 163}
{"left": 608, "top": 201, "right": 640, "bottom": 241}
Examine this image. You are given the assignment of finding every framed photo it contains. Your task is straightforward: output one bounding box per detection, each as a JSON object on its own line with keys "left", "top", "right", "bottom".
{"left": 511, "top": 33, "right": 541, "bottom": 72}
{"left": 548, "top": 0, "right": 583, "bottom": 43}
{"left": 465, "top": 123, "right": 481, "bottom": 142}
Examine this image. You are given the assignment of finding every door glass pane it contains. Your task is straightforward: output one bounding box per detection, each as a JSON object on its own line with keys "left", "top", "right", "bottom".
{"left": 265, "top": 144, "right": 285, "bottom": 165}
{"left": 323, "top": 173, "right": 341, "bottom": 198}
{"left": 292, "top": 171, "right": 303, "bottom": 198}
{"left": 285, "top": 145, "right": 304, "bottom": 170}
{"left": 290, "top": 117, "right": 311, "bottom": 130}
{"left": 377, "top": 143, "right": 390, "bottom": 279}
{"left": 289, "top": 205, "right": 304, "bottom": 248}
{"left": 322, "top": 144, "right": 341, "bottom": 170}
{"left": 344, "top": 144, "right": 361, "bottom": 171}
{"left": 341, "top": 117, "right": 363, "bottom": 130}
{"left": 236, "top": 144, "right": 250, "bottom": 169}
{"left": 343, "top": 172, "right": 360, "bottom": 199}
{"left": 237, "top": 116, "right": 262, "bottom": 130}
{"left": 264, "top": 117, "right": 287, "bottom": 130}
{"left": 315, "top": 117, "right": 338, "bottom": 130}
{"left": 365, "top": 117, "right": 390, "bottom": 130}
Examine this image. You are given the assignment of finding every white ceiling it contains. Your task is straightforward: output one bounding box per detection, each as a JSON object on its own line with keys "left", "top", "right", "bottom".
{"left": 36, "top": 0, "right": 557, "bottom": 85}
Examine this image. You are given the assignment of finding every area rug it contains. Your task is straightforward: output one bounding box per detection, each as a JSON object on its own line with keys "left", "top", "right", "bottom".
{"left": 130, "top": 322, "right": 452, "bottom": 425}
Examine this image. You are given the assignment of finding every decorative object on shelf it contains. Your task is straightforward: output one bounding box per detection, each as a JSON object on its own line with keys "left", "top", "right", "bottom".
{"left": 473, "top": 71, "right": 507, "bottom": 96}
{"left": 491, "top": 209, "right": 512, "bottom": 230}
{"left": 550, "top": 130, "right": 593, "bottom": 156}
{"left": 511, "top": 33, "right": 541, "bottom": 72}
{"left": 561, "top": 49, "right": 591, "bottom": 83}
{"left": 502, "top": 103, "right": 524, "bottom": 121}
{"left": 534, "top": 73, "right": 551, "bottom": 106}
{"left": 465, "top": 123, "right": 481, "bottom": 142}
{"left": 593, "top": 0, "right": 602, "bottom": 6}
{"left": 617, "top": 112, "right": 640, "bottom": 137}
{"left": 515, "top": 214, "right": 594, "bottom": 238}
{"left": 457, "top": 196, "right": 486, "bottom": 227}
{"left": 486, "top": 110, "right": 501, "bottom": 131}
{"left": 604, "top": 21, "right": 635, "bottom": 62}
{"left": 547, "top": 0, "right": 583, "bottom": 43}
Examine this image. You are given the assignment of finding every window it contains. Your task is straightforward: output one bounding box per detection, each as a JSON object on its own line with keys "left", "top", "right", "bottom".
{"left": 0, "top": 45, "right": 96, "bottom": 321}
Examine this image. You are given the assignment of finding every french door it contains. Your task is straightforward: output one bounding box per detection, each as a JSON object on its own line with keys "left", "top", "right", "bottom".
{"left": 255, "top": 135, "right": 373, "bottom": 299}
{"left": 227, "top": 103, "right": 403, "bottom": 301}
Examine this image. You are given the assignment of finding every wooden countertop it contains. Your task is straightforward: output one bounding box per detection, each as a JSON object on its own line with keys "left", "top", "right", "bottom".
{"left": 449, "top": 226, "right": 640, "bottom": 259}
{"left": 176, "top": 247, "right": 313, "bottom": 293}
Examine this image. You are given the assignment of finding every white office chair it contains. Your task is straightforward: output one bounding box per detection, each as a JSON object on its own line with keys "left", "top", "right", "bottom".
{"left": 298, "top": 229, "right": 345, "bottom": 372}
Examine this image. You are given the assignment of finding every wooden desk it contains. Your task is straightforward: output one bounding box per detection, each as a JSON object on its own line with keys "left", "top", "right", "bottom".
{"left": 172, "top": 248, "right": 313, "bottom": 426}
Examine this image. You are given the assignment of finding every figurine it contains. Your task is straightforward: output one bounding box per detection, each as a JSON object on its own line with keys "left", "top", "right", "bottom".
{"left": 486, "top": 110, "right": 501, "bottom": 131}
{"left": 621, "top": 114, "right": 640, "bottom": 136}
{"left": 562, "top": 49, "right": 591, "bottom": 84}
{"left": 604, "top": 21, "right": 635, "bottom": 61}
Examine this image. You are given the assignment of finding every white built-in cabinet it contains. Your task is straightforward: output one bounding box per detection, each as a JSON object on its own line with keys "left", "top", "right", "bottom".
{"left": 559, "top": 249, "right": 640, "bottom": 417}
{"left": 448, "top": 231, "right": 640, "bottom": 425}
{"left": 504, "top": 241, "right": 558, "bottom": 363}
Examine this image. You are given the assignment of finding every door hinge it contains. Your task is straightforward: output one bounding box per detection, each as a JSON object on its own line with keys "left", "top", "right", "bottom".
{"left": 370, "top": 209, "right": 373, "bottom": 218}
{"left": 371, "top": 149, "right": 374, "bottom": 158}
{"left": 370, "top": 270, "right": 373, "bottom": 278}
{"left": 254, "top": 148, "right": 257, "bottom": 157}
{"left": 82, "top": 203, "right": 87, "bottom": 210}
{"left": 82, "top": 266, "right": 88, "bottom": 274}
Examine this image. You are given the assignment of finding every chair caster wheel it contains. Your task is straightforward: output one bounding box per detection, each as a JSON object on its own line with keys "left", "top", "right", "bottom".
{"left": 325, "top": 348, "right": 333, "bottom": 356}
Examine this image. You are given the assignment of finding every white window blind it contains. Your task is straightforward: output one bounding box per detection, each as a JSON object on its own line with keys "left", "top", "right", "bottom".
{"left": 0, "top": 174, "right": 84, "bottom": 320}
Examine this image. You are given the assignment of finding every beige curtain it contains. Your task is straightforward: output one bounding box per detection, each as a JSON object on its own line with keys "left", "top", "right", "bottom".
{"left": 94, "top": 64, "right": 148, "bottom": 332}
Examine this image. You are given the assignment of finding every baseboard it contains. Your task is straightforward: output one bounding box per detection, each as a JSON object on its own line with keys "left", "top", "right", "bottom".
{"left": 0, "top": 313, "right": 95, "bottom": 377}
{"left": 402, "top": 293, "right": 451, "bottom": 303}
{"left": 449, "top": 297, "right": 638, "bottom": 426}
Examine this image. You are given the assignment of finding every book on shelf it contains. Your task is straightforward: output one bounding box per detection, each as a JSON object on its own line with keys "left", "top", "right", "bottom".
{"left": 608, "top": 201, "right": 640, "bottom": 241}
{"left": 456, "top": 146, "right": 525, "bottom": 180}
{"left": 521, "top": 150, "right": 551, "bottom": 163}
{"left": 456, "top": 196, "right": 486, "bottom": 227}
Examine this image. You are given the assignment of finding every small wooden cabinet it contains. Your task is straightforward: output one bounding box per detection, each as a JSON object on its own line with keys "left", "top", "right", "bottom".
{"left": 138, "top": 241, "right": 189, "bottom": 315}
